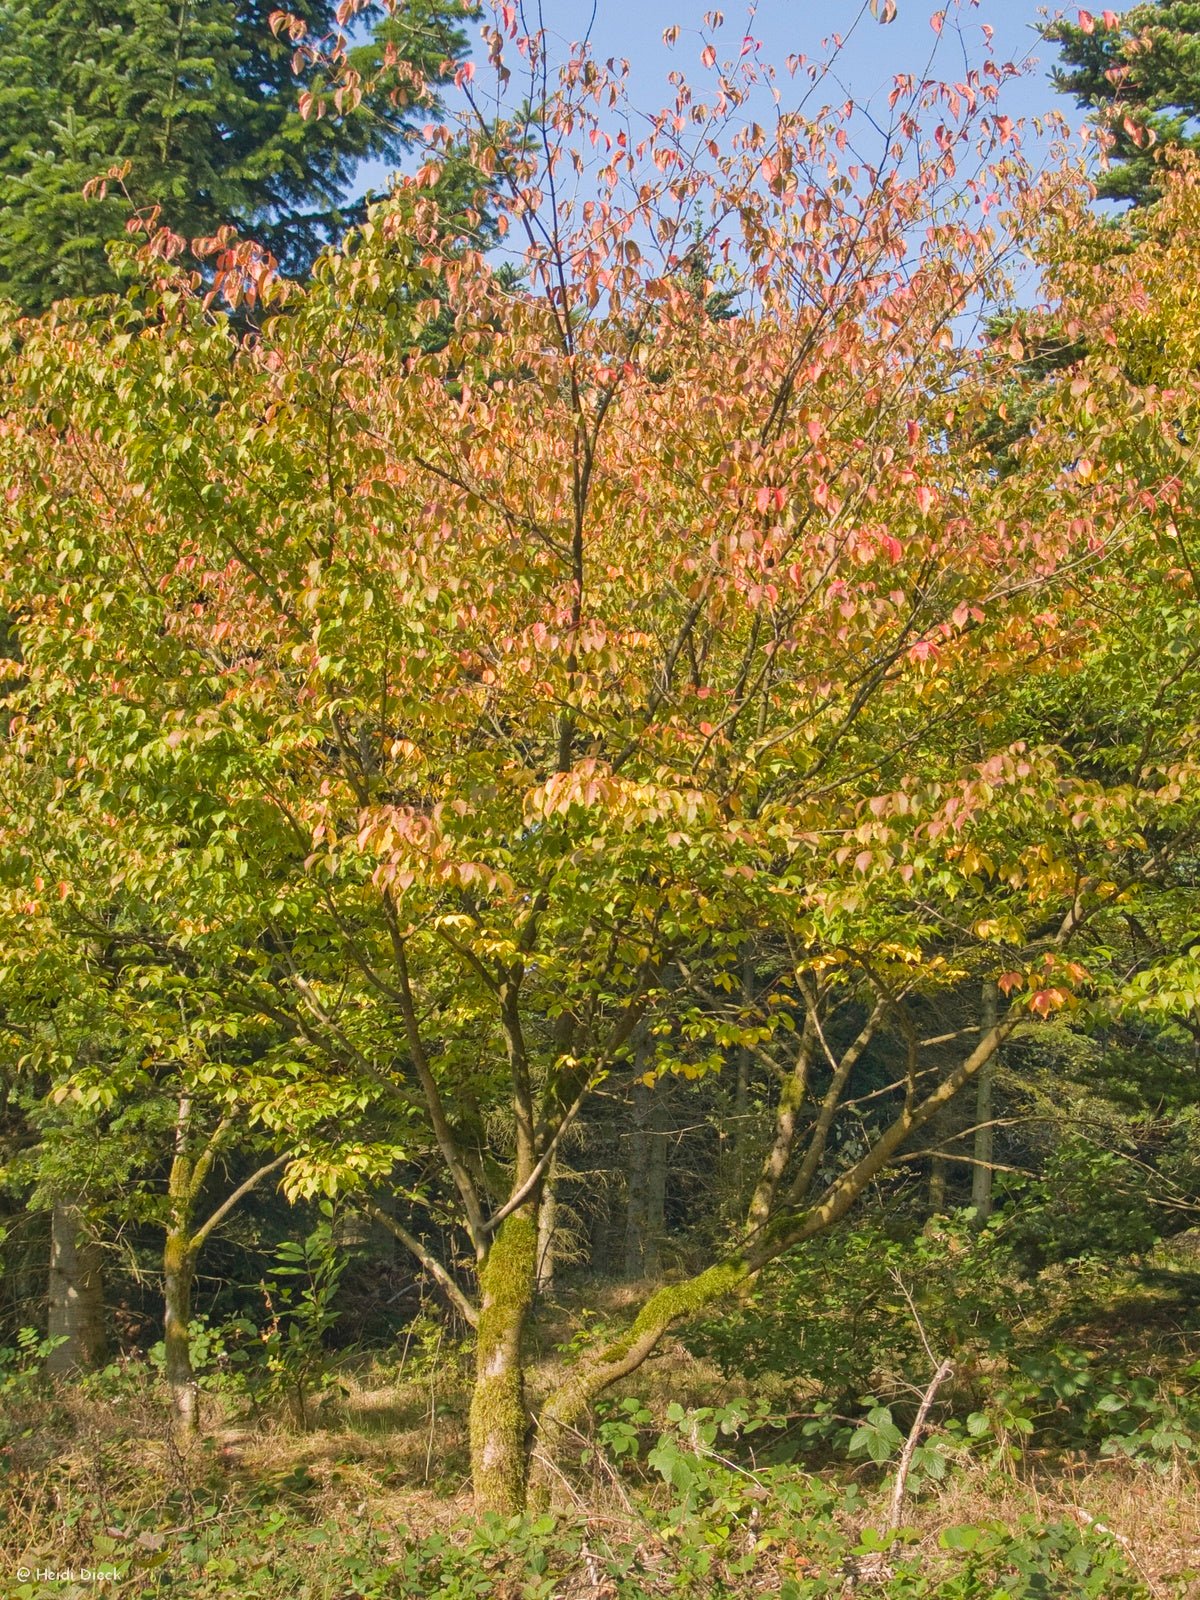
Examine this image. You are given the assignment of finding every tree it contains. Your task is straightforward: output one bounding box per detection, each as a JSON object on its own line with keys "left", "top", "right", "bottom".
{"left": 0, "top": 738, "right": 364, "bottom": 1425}
{"left": 0, "top": 0, "right": 475, "bottom": 311}
{"left": 4, "top": 9, "right": 1200, "bottom": 1514}
{"left": 1045, "top": 3, "right": 1200, "bottom": 209}
{"left": 44, "top": 1198, "right": 105, "bottom": 1374}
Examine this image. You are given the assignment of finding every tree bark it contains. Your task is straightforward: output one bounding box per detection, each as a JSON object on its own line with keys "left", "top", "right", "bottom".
{"left": 731, "top": 941, "right": 756, "bottom": 1204}
{"left": 163, "top": 1227, "right": 198, "bottom": 1430}
{"left": 645, "top": 1106, "right": 667, "bottom": 1277}
{"left": 624, "top": 1077, "right": 669, "bottom": 1279}
{"left": 624, "top": 1079, "right": 653, "bottom": 1278}
{"left": 971, "top": 981, "right": 998, "bottom": 1223}
{"left": 928, "top": 1120, "right": 949, "bottom": 1213}
{"left": 535, "top": 1156, "right": 559, "bottom": 1296}
{"left": 468, "top": 1211, "right": 538, "bottom": 1513}
{"left": 46, "top": 1200, "right": 106, "bottom": 1376}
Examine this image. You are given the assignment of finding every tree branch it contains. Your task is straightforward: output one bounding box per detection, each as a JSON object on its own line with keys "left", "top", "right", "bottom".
{"left": 190, "top": 1153, "right": 290, "bottom": 1254}
{"left": 361, "top": 1201, "right": 478, "bottom": 1328}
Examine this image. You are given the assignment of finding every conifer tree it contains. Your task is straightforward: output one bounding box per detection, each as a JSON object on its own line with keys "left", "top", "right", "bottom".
{"left": 0, "top": 0, "right": 474, "bottom": 310}
{"left": 1045, "top": 3, "right": 1200, "bottom": 208}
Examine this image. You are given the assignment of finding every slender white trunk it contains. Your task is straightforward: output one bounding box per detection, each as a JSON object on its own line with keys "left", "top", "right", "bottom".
{"left": 46, "top": 1200, "right": 105, "bottom": 1375}
{"left": 971, "top": 982, "right": 998, "bottom": 1223}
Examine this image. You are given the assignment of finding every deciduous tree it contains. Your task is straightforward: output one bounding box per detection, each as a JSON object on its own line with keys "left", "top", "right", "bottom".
{"left": 4, "top": 4, "right": 1200, "bottom": 1513}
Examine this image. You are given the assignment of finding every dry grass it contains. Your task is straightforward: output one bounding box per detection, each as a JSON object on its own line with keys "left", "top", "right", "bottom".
{"left": 897, "top": 1459, "right": 1200, "bottom": 1597}
{"left": 3, "top": 1310, "right": 1198, "bottom": 1598}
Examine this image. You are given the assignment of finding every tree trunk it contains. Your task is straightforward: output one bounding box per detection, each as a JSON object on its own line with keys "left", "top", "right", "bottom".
{"left": 46, "top": 1200, "right": 105, "bottom": 1376}
{"left": 535, "top": 1156, "right": 559, "bottom": 1296}
{"left": 163, "top": 1228, "right": 198, "bottom": 1430}
{"left": 468, "top": 1211, "right": 537, "bottom": 1513}
{"left": 624, "top": 1080, "right": 652, "bottom": 1278}
{"left": 625, "top": 1079, "right": 668, "bottom": 1279}
{"left": 928, "top": 1125, "right": 949, "bottom": 1213}
{"left": 646, "top": 1106, "right": 667, "bottom": 1277}
{"left": 971, "top": 981, "right": 998, "bottom": 1224}
{"left": 731, "top": 942, "right": 755, "bottom": 1205}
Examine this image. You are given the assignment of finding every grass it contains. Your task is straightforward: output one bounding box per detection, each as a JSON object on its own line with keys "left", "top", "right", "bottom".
{"left": 1, "top": 1347, "right": 1197, "bottom": 1598}
{"left": 2, "top": 1253, "right": 1199, "bottom": 1597}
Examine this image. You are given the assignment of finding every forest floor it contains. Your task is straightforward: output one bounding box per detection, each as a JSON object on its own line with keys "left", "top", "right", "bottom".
{"left": 2, "top": 1259, "right": 1199, "bottom": 1599}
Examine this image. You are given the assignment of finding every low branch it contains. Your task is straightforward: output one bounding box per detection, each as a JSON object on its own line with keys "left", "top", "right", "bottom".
{"left": 362, "top": 1202, "right": 478, "bottom": 1328}
{"left": 190, "top": 1153, "right": 290, "bottom": 1254}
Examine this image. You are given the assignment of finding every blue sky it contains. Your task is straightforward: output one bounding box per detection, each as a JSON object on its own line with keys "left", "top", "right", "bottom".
{"left": 358, "top": 1, "right": 1105, "bottom": 195}
{"left": 530, "top": 0, "right": 1071, "bottom": 125}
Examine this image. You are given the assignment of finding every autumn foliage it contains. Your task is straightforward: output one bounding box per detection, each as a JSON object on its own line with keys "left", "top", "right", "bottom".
{"left": 2, "top": 3, "right": 1200, "bottom": 1513}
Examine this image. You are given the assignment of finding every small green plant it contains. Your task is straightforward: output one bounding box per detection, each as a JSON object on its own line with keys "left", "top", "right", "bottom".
{"left": 594, "top": 1395, "right": 654, "bottom": 1463}
{"left": 254, "top": 1207, "right": 346, "bottom": 1429}
{"left": 0, "top": 1326, "right": 64, "bottom": 1396}
{"left": 202, "top": 1205, "right": 347, "bottom": 1428}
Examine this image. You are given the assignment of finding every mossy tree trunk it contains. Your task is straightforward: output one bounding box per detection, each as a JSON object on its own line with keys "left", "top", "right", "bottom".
{"left": 163, "top": 1097, "right": 207, "bottom": 1432}
{"left": 468, "top": 1211, "right": 538, "bottom": 1514}
{"left": 163, "top": 1225, "right": 199, "bottom": 1429}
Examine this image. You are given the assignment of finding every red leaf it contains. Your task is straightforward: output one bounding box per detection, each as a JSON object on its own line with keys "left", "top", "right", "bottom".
{"left": 880, "top": 535, "right": 903, "bottom": 563}
{"left": 1030, "top": 987, "right": 1067, "bottom": 1016}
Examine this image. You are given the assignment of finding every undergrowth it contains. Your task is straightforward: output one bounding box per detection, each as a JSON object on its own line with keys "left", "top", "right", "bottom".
{"left": 3, "top": 1219, "right": 1198, "bottom": 1599}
